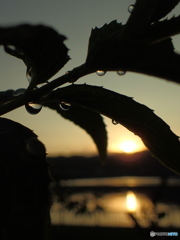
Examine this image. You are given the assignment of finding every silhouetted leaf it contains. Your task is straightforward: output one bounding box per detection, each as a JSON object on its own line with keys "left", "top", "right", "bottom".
{"left": 86, "top": 20, "right": 124, "bottom": 71}
{"left": 87, "top": 20, "right": 123, "bottom": 61}
{"left": 44, "top": 101, "right": 107, "bottom": 161}
{"left": 127, "top": 38, "right": 180, "bottom": 84}
{"left": 0, "top": 117, "right": 37, "bottom": 140}
{"left": 47, "top": 84, "right": 180, "bottom": 175}
{"left": 148, "top": 0, "right": 180, "bottom": 22}
{"left": 144, "top": 16, "right": 180, "bottom": 44}
{"left": 123, "top": 0, "right": 180, "bottom": 40}
{"left": 0, "top": 117, "right": 51, "bottom": 239}
{"left": 0, "top": 117, "right": 47, "bottom": 158}
{"left": 0, "top": 24, "right": 69, "bottom": 87}
{"left": 85, "top": 19, "right": 180, "bottom": 84}
{"left": 85, "top": 1, "right": 180, "bottom": 83}
{"left": 138, "top": 0, "right": 180, "bottom": 23}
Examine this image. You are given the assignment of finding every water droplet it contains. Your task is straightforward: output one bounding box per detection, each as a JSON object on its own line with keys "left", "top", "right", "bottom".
{"left": 25, "top": 102, "right": 42, "bottom": 115}
{"left": 6, "top": 45, "right": 16, "bottom": 51}
{"left": 26, "top": 67, "right": 33, "bottom": 83}
{"left": 96, "top": 70, "right": 106, "bottom": 76}
{"left": 13, "top": 88, "right": 26, "bottom": 97}
{"left": 112, "top": 119, "right": 119, "bottom": 125}
{"left": 59, "top": 102, "right": 71, "bottom": 111}
{"left": 117, "top": 70, "right": 126, "bottom": 76}
{"left": 26, "top": 137, "right": 46, "bottom": 157}
{"left": 128, "top": 4, "right": 134, "bottom": 13}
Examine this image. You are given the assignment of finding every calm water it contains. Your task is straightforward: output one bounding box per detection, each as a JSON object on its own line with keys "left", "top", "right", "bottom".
{"left": 51, "top": 176, "right": 180, "bottom": 228}
{"left": 59, "top": 176, "right": 180, "bottom": 187}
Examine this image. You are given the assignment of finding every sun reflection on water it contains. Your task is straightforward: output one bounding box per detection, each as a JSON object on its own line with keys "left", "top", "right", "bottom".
{"left": 126, "top": 191, "right": 137, "bottom": 213}
{"left": 51, "top": 177, "right": 180, "bottom": 228}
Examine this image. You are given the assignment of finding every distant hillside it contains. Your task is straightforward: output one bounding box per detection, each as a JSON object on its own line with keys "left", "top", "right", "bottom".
{"left": 47, "top": 151, "right": 179, "bottom": 180}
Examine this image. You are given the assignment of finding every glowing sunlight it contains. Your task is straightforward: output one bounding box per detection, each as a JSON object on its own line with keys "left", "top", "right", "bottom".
{"left": 126, "top": 191, "right": 137, "bottom": 213}
{"left": 119, "top": 140, "right": 138, "bottom": 153}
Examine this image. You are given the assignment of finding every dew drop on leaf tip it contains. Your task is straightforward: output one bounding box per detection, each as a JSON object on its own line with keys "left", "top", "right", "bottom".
{"left": 128, "top": 4, "right": 134, "bottom": 13}
{"left": 112, "top": 119, "right": 119, "bottom": 125}
{"left": 25, "top": 102, "right": 42, "bottom": 115}
{"left": 96, "top": 70, "right": 106, "bottom": 76}
{"left": 59, "top": 102, "right": 71, "bottom": 111}
{"left": 117, "top": 70, "right": 126, "bottom": 76}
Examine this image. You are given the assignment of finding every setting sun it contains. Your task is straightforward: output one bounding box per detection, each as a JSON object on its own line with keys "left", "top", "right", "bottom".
{"left": 119, "top": 140, "right": 138, "bottom": 153}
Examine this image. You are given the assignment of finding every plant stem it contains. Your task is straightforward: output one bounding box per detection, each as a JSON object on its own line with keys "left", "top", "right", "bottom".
{"left": 0, "top": 63, "right": 93, "bottom": 115}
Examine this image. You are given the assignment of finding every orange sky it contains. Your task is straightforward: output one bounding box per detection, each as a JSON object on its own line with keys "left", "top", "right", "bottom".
{"left": 1, "top": 0, "right": 180, "bottom": 156}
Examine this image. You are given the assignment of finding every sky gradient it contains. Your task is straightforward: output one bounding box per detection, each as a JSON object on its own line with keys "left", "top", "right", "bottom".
{"left": 0, "top": 0, "right": 180, "bottom": 156}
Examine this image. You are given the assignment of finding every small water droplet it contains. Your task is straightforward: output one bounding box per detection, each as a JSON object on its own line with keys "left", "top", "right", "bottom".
{"left": 6, "top": 45, "right": 17, "bottom": 51}
{"left": 26, "top": 137, "right": 46, "bottom": 157}
{"left": 112, "top": 119, "right": 119, "bottom": 125}
{"left": 26, "top": 67, "right": 33, "bottom": 83}
{"left": 128, "top": 4, "right": 134, "bottom": 13}
{"left": 96, "top": 70, "right": 106, "bottom": 76}
{"left": 13, "top": 88, "right": 26, "bottom": 97}
{"left": 25, "top": 102, "right": 42, "bottom": 115}
{"left": 117, "top": 70, "right": 126, "bottom": 76}
{"left": 59, "top": 102, "right": 71, "bottom": 111}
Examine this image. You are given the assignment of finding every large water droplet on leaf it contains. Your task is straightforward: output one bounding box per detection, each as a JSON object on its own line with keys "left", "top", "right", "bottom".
{"left": 13, "top": 88, "right": 26, "bottom": 97}
{"left": 26, "top": 67, "right": 33, "bottom": 83}
{"left": 96, "top": 70, "right": 106, "bottom": 76}
{"left": 59, "top": 102, "right": 71, "bottom": 111}
{"left": 112, "top": 119, "right": 119, "bottom": 125}
{"left": 117, "top": 70, "right": 126, "bottom": 76}
{"left": 25, "top": 102, "right": 42, "bottom": 115}
{"left": 128, "top": 4, "right": 134, "bottom": 13}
